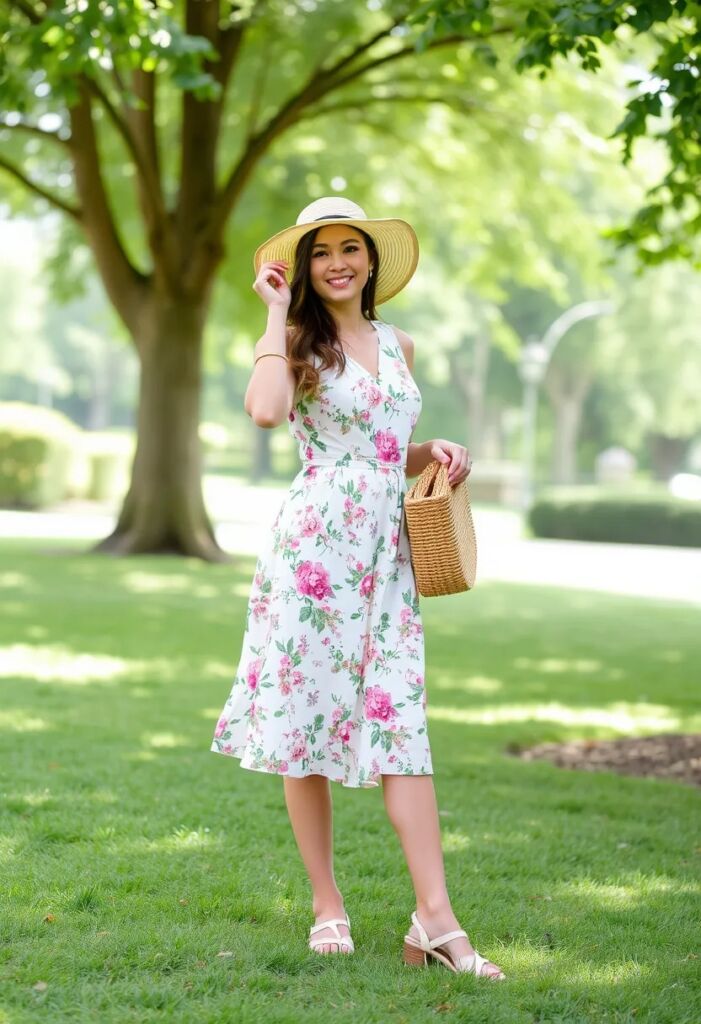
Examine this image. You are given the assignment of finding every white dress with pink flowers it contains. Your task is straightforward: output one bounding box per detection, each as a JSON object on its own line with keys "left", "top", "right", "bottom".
{"left": 210, "top": 319, "right": 432, "bottom": 788}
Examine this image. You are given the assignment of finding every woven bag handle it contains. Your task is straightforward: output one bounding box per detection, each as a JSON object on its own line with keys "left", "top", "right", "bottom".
{"left": 409, "top": 459, "right": 451, "bottom": 500}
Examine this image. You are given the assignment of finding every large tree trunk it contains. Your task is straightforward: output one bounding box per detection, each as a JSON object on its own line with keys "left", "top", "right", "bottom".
{"left": 93, "top": 296, "right": 230, "bottom": 562}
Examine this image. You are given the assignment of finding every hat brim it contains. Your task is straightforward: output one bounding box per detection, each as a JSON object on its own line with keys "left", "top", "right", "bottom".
{"left": 253, "top": 217, "right": 419, "bottom": 305}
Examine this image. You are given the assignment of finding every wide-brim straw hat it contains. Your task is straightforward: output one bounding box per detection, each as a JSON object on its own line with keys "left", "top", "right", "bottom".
{"left": 253, "top": 196, "right": 419, "bottom": 305}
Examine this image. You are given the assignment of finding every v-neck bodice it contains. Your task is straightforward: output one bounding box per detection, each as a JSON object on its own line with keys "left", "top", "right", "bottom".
{"left": 287, "top": 320, "right": 422, "bottom": 470}
{"left": 341, "top": 321, "right": 381, "bottom": 382}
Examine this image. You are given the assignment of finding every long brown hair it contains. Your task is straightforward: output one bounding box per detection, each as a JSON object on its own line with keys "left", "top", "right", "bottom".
{"left": 286, "top": 226, "right": 381, "bottom": 403}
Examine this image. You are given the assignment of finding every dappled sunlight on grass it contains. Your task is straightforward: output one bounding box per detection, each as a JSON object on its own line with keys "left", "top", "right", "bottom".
{"left": 125, "top": 825, "right": 217, "bottom": 852}
{"left": 120, "top": 571, "right": 222, "bottom": 599}
{"left": 431, "top": 673, "right": 503, "bottom": 694}
{"left": 513, "top": 656, "right": 624, "bottom": 679}
{"left": 201, "top": 660, "right": 236, "bottom": 680}
{"left": 655, "top": 649, "right": 686, "bottom": 664}
{"left": 232, "top": 579, "right": 257, "bottom": 598}
{"left": 8, "top": 789, "right": 54, "bottom": 809}
{"left": 441, "top": 830, "right": 473, "bottom": 852}
{"left": 428, "top": 701, "right": 687, "bottom": 732}
{"left": 559, "top": 875, "right": 700, "bottom": 911}
{"left": 141, "top": 731, "right": 190, "bottom": 750}
{"left": 0, "top": 643, "right": 133, "bottom": 684}
{"left": 0, "top": 642, "right": 189, "bottom": 686}
{"left": 0, "top": 571, "right": 32, "bottom": 588}
{"left": 0, "top": 709, "right": 50, "bottom": 733}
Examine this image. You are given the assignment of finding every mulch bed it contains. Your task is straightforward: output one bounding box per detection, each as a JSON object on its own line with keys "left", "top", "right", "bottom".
{"left": 507, "top": 733, "right": 701, "bottom": 788}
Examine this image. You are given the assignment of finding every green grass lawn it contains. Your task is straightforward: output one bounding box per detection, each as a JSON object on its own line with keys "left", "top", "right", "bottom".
{"left": 1, "top": 539, "right": 699, "bottom": 1024}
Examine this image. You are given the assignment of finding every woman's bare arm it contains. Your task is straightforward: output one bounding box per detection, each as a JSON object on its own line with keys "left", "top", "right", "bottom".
{"left": 244, "top": 266, "right": 296, "bottom": 425}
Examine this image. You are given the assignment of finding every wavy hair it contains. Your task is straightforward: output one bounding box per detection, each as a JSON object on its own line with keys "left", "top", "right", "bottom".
{"left": 286, "top": 226, "right": 381, "bottom": 404}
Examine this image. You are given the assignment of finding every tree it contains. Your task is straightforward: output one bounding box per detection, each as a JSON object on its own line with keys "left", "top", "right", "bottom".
{"left": 408, "top": 0, "right": 701, "bottom": 268}
{"left": 1, "top": 0, "right": 524, "bottom": 559}
{"left": 591, "top": 257, "right": 701, "bottom": 478}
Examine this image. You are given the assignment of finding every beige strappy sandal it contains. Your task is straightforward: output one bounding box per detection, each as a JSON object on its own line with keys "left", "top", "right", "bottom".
{"left": 308, "top": 913, "right": 354, "bottom": 954}
{"left": 403, "top": 911, "right": 505, "bottom": 979}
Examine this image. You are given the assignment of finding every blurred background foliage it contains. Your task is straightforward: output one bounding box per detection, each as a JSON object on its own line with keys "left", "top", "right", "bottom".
{"left": 1, "top": 0, "right": 700, "bottom": 533}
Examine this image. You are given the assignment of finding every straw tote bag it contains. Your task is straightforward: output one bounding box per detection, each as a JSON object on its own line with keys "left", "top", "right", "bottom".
{"left": 403, "top": 459, "right": 477, "bottom": 597}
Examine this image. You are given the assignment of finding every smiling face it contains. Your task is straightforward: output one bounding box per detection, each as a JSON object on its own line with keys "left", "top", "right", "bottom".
{"left": 308, "top": 224, "right": 374, "bottom": 308}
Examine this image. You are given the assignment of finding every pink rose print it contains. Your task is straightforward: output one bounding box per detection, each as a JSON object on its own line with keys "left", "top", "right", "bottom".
{"left": 360, "top": 572, "right": 376, "bottom": 598}
{"left": 288, "top": 411, "right": 295, "bottom": 422}
{"left": 215, "top": 716, "right": 227, "bottom": 738}
{"left": 289, "top": 739, "right": 308, "bottom": 762}
{"left": 247, "top": 658, "right": 263, "bottom": 692}
{"left": 338, "top": 721, "right": 352, "bottom": 744}
{"left": 373, "top": 428, "right": 402, "bottom": 463}
{"left": 366, "top": 384, "right": 383, "bottom": 407}
{"left": 364, "top": 685, "right": 397, "bottom": 723}
{"left": 301, "top": 507, "right": 323, "bottom": 536}
{"left": 295, "top": 560, "right": 333, "bottom": 601}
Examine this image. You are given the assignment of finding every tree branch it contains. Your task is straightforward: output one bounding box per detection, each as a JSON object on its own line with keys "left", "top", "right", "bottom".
{"left": 175, "top": 6, "right": 249, "bottom": 294}
{"left": 212, "top": 25, "right": 511, "bottom": 235}
{"left": 327, "top": 28, "right": 513, "bottom": 95}
{"left": 177, "top": 0, "right": 246, "bottom": 264}
{"left": 297, "top": 90, "right": 484, "bottom": 121}
{"left": 120, "top": 66, "right": 180, "bottom": 287}
{"left": 7, "top": 0, "right": 41, "bottom": 25}
{"left": 85, "top": 77, "right": 165, "bottom": 216}
{"left": 67, "top": 83, "right": 148, "bottom": 337}
{"left": 0, "top": 119, "right": 71, "bottom": 146}
{"left": 0, "top": 155, "right": 81, "bottom": 220}
{"left": 312, "top": 12, "right": 410, "bottom": 83}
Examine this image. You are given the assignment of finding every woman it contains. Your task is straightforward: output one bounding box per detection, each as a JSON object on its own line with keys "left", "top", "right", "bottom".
{"left": 210, "top": 197, "right": 505, "bottom": 980}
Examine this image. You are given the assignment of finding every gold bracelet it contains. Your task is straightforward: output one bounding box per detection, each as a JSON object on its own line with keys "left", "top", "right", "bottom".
{"left": 254, "top": 352, "right": 289, "bottom": 366}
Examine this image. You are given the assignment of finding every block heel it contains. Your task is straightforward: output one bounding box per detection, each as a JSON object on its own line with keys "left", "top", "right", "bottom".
{"left": 403, "top": 939, "right": 428, "bottom": 966}
{"left": 402, "top": 911, "right": 505, "bottom": 980}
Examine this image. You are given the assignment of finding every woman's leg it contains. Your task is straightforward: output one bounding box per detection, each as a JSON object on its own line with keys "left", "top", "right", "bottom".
{"left": 382, "top": 774, "right": 503, "bottom": 977}
{"left": 282, "top": 774, "right": 351, "bottom": 953}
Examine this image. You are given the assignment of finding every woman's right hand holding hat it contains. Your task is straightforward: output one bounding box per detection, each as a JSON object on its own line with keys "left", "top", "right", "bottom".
{"left": 253, "top": 259, "right": 291, "bottom": 309}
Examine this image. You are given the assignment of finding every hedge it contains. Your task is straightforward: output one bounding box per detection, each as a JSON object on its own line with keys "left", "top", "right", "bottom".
{"left": 528, "top": 488, "right": 701, "bottom": 547}
{"left": 0, "top": 403, "right": 80, "bottom": 508}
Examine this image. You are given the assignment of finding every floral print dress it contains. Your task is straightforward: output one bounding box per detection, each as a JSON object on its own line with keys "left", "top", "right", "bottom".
{"left": 210, "top": 319, "right": 432, "bottom": 788}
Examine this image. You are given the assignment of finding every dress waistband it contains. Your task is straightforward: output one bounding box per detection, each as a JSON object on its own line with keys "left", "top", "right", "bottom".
{"left": 300, "top": 454, "right": 405, "bottom": 562}
{"left": 301, "top": 453, "right": 404, "bottom": 472}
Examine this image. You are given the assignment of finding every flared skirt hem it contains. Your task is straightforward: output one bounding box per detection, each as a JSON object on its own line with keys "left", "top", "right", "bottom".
{"left": 210, "top": 742, "right": 433, "bottom": 790}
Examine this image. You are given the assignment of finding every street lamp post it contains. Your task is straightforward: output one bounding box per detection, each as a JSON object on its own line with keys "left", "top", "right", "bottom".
{"left": 519, "top": 338, "right": 549, "bottom": 511}
{"left": 518, "top": 300, "right": 616, "bottom": 513}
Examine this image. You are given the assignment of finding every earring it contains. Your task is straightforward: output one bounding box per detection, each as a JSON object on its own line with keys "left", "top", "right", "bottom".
{"left": 369, "top": 268, "right": 374, "bottom": 278}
